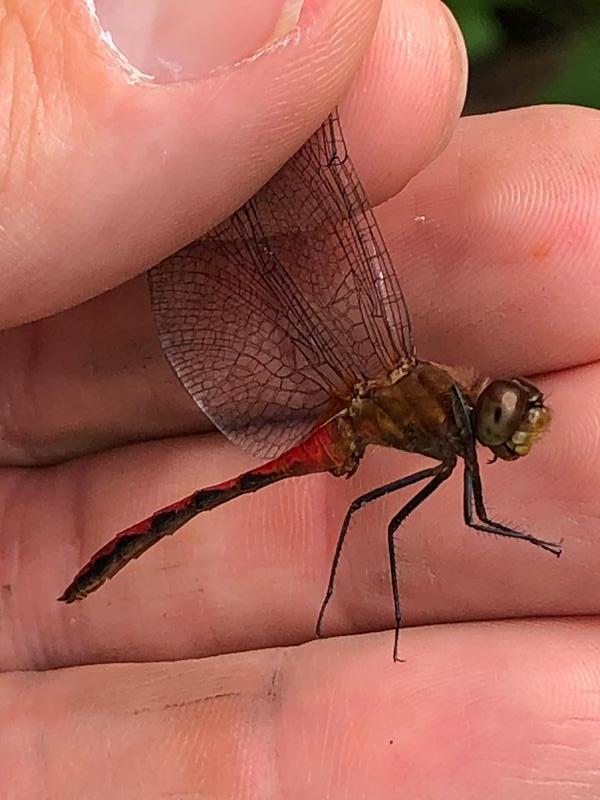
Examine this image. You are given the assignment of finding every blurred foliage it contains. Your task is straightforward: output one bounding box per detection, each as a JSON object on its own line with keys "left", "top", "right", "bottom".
{"left": 446, "top": 0, "right": 600, "bottom": 112}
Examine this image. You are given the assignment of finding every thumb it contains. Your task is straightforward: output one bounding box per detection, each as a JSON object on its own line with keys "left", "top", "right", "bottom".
{"left": 0, "top": 0, "right": 382, "bottom": 328}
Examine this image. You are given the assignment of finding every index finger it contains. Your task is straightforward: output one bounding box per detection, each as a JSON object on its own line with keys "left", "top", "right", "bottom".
{"left": 0, "top": 0, "right": 464, "bottom": 329}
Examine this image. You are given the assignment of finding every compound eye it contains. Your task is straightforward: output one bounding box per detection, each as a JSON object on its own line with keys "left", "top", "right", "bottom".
{"left": 475, "top": 380, "right": 527, "bottom": 446}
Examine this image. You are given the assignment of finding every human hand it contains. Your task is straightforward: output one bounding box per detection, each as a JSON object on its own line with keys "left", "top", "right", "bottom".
{"left": 2, "top": 1, "right": 600, "bottom": 798}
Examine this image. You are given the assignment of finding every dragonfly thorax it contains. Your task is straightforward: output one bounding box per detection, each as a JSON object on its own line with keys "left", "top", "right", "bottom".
{"left": 345, "top": 361, "right": 471, "bottom": 462}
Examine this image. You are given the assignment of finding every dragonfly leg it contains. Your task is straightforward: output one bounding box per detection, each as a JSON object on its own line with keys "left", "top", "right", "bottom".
{"left": 386, "top": 460, "right": 455, "bottom": 662}
{"left": 462, "top": 465, "right": 563, "bottom": 557}
{"left": 315, "top": 466, "right": 441, "bottom": 640}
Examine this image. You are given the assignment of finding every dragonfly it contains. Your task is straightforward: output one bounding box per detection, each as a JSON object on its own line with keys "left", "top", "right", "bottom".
{"left": 59, "top": 110, "right": 562, "bottom": 660}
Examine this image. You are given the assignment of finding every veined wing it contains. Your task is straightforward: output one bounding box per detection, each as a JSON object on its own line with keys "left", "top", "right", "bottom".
{"left": 149, "top": 110, "right": 414, "bottom": 459}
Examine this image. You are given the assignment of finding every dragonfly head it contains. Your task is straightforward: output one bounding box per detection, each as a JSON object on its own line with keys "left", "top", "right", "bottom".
{"left": 474, "top": 378, "right": 550, "bottom": 461}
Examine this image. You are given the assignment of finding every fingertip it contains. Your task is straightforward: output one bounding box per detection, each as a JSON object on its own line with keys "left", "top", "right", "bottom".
{"left": 342, "top": 0, "right": 468, "bottom": 203}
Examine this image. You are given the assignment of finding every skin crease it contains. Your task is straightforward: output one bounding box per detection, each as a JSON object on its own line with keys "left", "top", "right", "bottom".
{"left": 1, "top": 0, "right": 600, "bottom": 798}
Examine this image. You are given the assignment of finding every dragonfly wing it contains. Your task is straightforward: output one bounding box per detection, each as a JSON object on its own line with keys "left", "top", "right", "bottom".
{"left": 149, "top": 110, "right": 414, "bottom": 459}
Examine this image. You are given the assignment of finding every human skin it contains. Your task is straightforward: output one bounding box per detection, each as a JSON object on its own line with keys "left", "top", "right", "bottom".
{"left": 1, "top": 1, "right": 600, "bottom": 798}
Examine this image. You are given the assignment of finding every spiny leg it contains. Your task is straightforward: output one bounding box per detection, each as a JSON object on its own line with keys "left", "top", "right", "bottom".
{"left": 387, "top": 461, "right": 455, "bottom": 662}
{"left": 463, "top": 466, "right": 562, "bottom": 556}
{"left": 315, "top": 467, "right": 439, "bottom": 638}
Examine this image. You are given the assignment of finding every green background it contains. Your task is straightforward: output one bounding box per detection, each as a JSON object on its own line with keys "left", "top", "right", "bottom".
{"left": 445, "top": 0, "right": 600, "bottom": 113}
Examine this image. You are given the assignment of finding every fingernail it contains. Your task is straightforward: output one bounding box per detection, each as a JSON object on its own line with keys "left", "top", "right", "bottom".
{"left": 90, "top": 0, "right": 304, "bottom": 83}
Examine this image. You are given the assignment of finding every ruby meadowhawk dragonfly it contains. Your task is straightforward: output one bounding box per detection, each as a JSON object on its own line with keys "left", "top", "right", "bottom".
{"left": 59, "top": 110, "right": 561, "bottom": 660}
